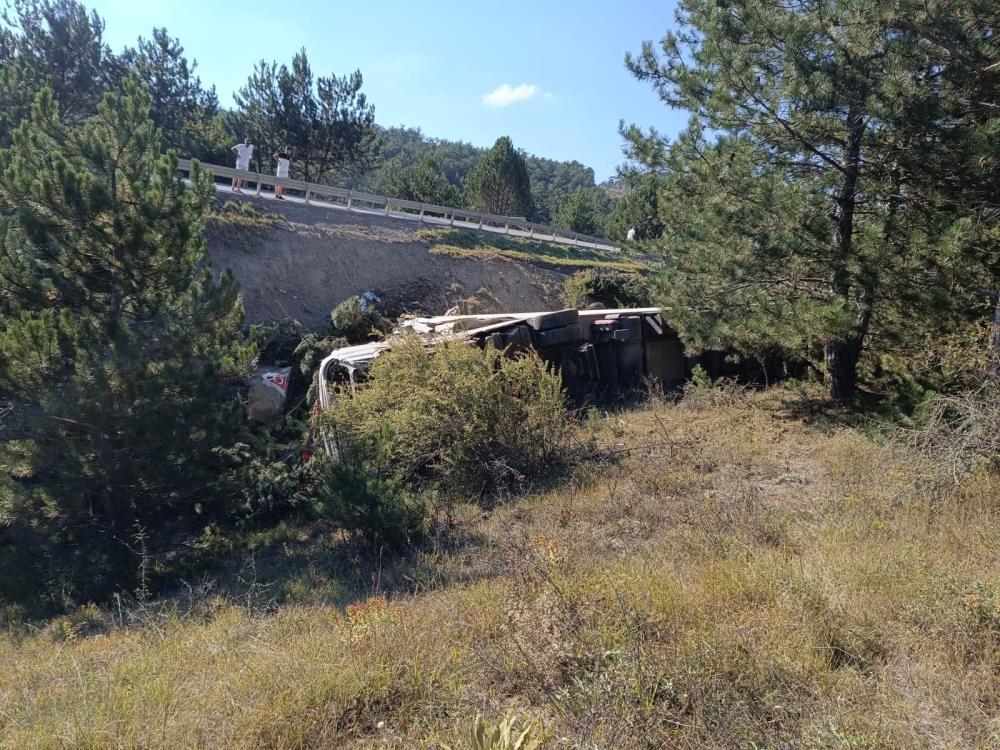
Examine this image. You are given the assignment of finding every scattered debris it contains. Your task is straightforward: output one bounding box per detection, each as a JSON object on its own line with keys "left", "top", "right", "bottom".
{"left": 248, "top": 365, "right": 292, "bottom": 422}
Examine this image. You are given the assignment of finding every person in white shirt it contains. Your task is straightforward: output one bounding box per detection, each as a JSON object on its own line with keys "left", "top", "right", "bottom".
{"left": 626, "top": 226, "right": 637, "bottom": 242}
{"left": 231, "top": 137, "right": 254, "bottom": 193}
{"left": 272, "top": 147, "right": 292, "bottom": 200}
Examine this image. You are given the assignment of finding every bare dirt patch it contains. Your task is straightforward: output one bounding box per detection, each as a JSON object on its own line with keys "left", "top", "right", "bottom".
{"left": 204, "top": 194, "right": 571, "bottom": 329}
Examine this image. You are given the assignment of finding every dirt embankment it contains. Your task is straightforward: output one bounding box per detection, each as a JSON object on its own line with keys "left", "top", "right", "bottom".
{"left": 204, "top": 194, "right": 570, "bottom": 330}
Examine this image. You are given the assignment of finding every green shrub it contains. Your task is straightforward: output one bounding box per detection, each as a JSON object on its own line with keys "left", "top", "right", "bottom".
{"left": 330, "top": 295, "right": 391, "bottom": 343}
{"left": 312, "top": 426, "right": 428, "bottom": 549}
{"left": 560, "top": 269, "right": 653, "bottom": 309}
{"left": 446, "top": 714, "right": 543, "bottom": 750}
{"left": 322, "top": 337, "right": 573, "bottom": 501}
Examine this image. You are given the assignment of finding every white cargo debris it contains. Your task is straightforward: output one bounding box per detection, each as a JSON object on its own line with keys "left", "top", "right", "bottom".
{"left": 248, "top": 365, "right": 293, "bottom": 422}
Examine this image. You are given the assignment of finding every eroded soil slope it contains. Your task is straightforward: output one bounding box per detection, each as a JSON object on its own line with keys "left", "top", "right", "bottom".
{"left": 204, "top": 195, "right": 573, "bottom": 329}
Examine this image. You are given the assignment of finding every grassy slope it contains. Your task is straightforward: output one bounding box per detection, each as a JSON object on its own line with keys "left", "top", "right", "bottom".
{"left": 2, "top": 388, "right": 999, "bottom": 749}
{"left": 418, "top": 228, "right": 645, "bottom": 273}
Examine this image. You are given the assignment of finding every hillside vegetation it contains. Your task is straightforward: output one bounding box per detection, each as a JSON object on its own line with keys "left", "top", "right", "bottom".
{"left": 3, "top": 385, "right": 998, "bottom": 749}
{"left": 2, "top": 3, "right": 999, "bottom": 748}
{"left": 420, "top": 229, "right": 642, "bottom": 272}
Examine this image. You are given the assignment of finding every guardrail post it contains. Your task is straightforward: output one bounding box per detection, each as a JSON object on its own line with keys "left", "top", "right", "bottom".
{"left": 384, "top": 200, "right": 390, "bottom": 215}
{"left": 504, "top": 223, "right": 510, "bottom": 235}
{"left": 528, "top": 226, "right": 534, "bottom": 238}
{"left": 305, "top": 189, "right": 311, "bottom": 204}
{"left": 256, "top": 175, "right": 262, "bottom": 196}
{"left": 449, "top": 211, "right": 455, "bottom": 227}
{"left": 419, "top": 206, "right": 425, "bottom": 222}
{"left": 347, "top": 191, "right": 353, "bottom": 210}
{"left": 478, "top": 216, "right": 484, "bottom": 229}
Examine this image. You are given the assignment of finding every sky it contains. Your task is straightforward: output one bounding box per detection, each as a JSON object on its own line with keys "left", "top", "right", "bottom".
{"left": 84, "top": 0, "right": 688, "bottom": 181}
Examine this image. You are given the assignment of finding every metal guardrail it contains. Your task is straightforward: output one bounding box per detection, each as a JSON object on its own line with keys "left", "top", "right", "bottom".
{"left": 176, "top": 158, "right": 620, "bottom": 253}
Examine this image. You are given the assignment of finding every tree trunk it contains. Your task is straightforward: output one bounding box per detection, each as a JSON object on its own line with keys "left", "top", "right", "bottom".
{"left": 828, "top": 105, "right": 867, "bottom": 400}
{"left": 989, "top": 289, "right": 1000, "bottom": 379}
{"left": 825, "top": 336, "right": 863, "bottom": 401}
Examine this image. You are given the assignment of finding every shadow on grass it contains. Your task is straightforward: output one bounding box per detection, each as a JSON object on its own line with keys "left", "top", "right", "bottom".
{"left": 159, "top": 454, "right": 587, "bottom": 619}
{"left": 771, "top": 386, "right": 905, "bottom": 434}
{"left": 161, "top": 517, "right": 497, "bottom": 615}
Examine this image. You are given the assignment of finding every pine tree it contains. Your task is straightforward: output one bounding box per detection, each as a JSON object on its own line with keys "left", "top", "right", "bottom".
{"left": 235, "top": 49, "right": 377, "bottom": 183}
{"left": 233, "top": 59, "right": 283, "bottom": 172}
{"left": 466, "top": 136, "right": 533, "bottom": 218}
{"left": 604, "top": 174, "right": 664, "bottom": 242}
{"left": 121, "top": 28, "right": 229, "bottom": 163}
{"left": 554, "top": 187, "right": 600, "bottom": 236}
{"left": 0, "top": 0, "right": 119, "bottom": 144}
{"left": 527, "top": 157, "right": 596, "bottom": 223}
{"left": 374, "top": 155, "right": 461, "bottom": 206}
{"left": 406, "top": 155, "right": 462, "bottom": 206}
{"left": 625, "top": 0, "right": 1000, "bottom": 399}
{"left": 0, "top": 82, "right": 254, "bottom": 603}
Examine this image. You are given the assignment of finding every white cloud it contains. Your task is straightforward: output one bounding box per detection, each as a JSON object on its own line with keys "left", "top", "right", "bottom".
{"left": 482, "top": 83, "right": 541, "bottom": 107}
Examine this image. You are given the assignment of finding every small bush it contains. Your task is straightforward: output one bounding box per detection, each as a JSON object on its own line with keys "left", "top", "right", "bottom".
{"left": 322, "top": 337, "right": 573, "bottom": 501}
{"left": 560, "top": 269, "right": 652, "bottom": 309}
{"left": 330, "top": 295, "right": 391, "bottom": 343}
{"left": 447, "top": 714, "right": 543, "bottom": 750}
{"left": 312, "top": 426, "right": 428, "bottom": 549}
{"left": 904, "top": 383, "right": 1000, "bottom": 488}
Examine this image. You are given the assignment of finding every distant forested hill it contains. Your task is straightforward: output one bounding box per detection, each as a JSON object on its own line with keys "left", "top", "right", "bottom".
{"left": 352, "top": 127, "right": 598, "bottom": 222}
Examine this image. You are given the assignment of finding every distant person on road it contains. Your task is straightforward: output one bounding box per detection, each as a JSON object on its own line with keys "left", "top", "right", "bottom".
{"left": 272, "top": 146, "right": 292, "bottom": 200}
{"left": 626, "top": 226, "right": 637, "bottom": 242}
{"left": 231, "top": 137, "right": 254, "bottom": 193}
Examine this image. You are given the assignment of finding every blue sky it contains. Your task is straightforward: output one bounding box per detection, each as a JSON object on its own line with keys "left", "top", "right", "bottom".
{"left": 85, "top": 0, "right": 687, "bottom": 180}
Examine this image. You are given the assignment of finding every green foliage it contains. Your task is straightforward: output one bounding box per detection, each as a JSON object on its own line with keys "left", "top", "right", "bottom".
{"left": 330, "top": 295, "right": 390, "bottom": 344}
{"left": 0, "top": 83, "right": 253, "bottom": 604}
{"left": 352, "top": 127, "right": 597, "bottom": 221}
{"left": 560, "top": 269, "right": 653, "bottom": 309}
{"left": 466, "top": 136, "right": 533, "bottom": 218}
{"left": 313, "top": 427, "right": 428, "bottom": 550}
{"left": 234, "top": 49, "right": 377, "bottom": 184}
{"left": 216, "top": 321, "right": 344, "bottom": 526}
{"left": 552, "top": 187, "right": 610, "bottom": 237}
{"left": 372, "top": 154, "right": 462, "bottom": 206}
{"left": 604, "top": 173, "right": 664, "bottom": 242}
{"left": 322, "top": 338, "right": 573, "bottom": 501}
{"left": 360, "top": 126, "right": 480, "bottom": 188}
{"left": 448, "top": 714, "right": 543, "bottom": 750}
{"left": 0, "top": 0, "right": 118, "bottom": 142}
{"left": 121, "top": 28, "right": 229, "bottom": 163}
{"left": 624, "top": 0, "right": 1000, "bottom": 399}
{"left": 527, "top": 156, "right": 597, "bottom": 225}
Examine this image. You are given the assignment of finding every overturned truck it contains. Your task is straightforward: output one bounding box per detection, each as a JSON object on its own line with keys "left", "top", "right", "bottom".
{"left": 316, "top": 307, "right": 688, "bottom": 413}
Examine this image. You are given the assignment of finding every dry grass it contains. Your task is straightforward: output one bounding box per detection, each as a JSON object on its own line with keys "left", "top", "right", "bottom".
{"left": 3, "top": 386, "right": 1000, "bottom": 749}
{"left": 418, "top": 228, "right": 643, "bottom": 272}
{"left": 208, "top": 200, "right": 287, "bottom": 232}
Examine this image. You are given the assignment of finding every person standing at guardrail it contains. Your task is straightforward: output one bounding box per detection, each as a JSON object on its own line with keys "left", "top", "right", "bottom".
{"left": 272, "top": 146, "right": 292, "bottom": 200}
{"left": 231, "top": 137, "right": 254, "bottom": 193}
